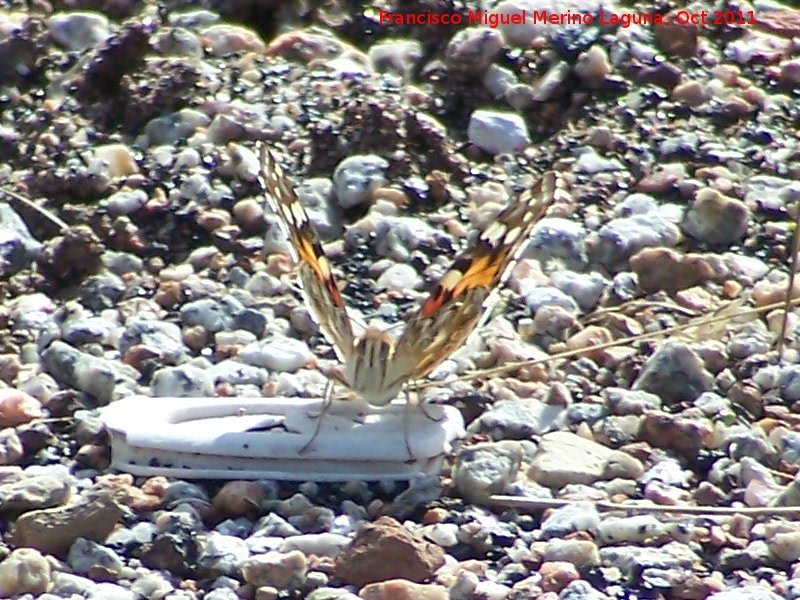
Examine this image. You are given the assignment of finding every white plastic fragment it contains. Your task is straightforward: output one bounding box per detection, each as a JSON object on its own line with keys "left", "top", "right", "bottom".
{"left": 101, "top": 396, "right": 465, "bottom": 482}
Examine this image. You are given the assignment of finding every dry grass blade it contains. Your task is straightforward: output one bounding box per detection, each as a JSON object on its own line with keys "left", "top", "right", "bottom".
{"left": 415, "top": 296, "right": 800, "bottom": 389}
{"left": 491, "top": 495, "right": 800, "bottom": 517}
{"left": 778, "top": 205, "right": 800, "bottom": 359}
{"left": 580, "top": 299, "right": 700, "bottom": 325}
{"left": 676, "top": 297, "right": 749, "bottom": 342}
{"left": 2, "top": 188, "right": 69, "bottom": 232}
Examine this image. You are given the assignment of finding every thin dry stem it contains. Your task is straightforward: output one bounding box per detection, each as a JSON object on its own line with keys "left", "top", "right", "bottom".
{"left": 491, "top": 495, "right": 800, "bottom": 517}
{"left": 2, "top": 188, "right": 69, "bottom": 232}
{"left": 416, "top": 296, "right": 800, "bottom": 389}
{"left": 777, "top": 219, "right": 800, "bottom": 359}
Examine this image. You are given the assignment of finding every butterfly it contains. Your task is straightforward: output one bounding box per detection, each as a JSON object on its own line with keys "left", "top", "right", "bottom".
{"left": 258, "top": 143, "right": 566, "bottom": 452}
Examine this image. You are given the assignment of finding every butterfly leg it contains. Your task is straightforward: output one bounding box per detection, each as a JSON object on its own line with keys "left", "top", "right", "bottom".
{"left": 417, "top": 400, "right": 446, "bottom": 423}
{"left": 299, "top": 379, "right": 334, "bottom": 453}
{"left": 402, "top": 396, "right": 414, "bottom": 462}
{"left": 405, "top": 385, "right": 445, "bottom": 423}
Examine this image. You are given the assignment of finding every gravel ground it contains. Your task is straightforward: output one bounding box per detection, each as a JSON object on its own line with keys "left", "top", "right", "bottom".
{"left": 1, "top": 0, "right": 800, "bottom": 599}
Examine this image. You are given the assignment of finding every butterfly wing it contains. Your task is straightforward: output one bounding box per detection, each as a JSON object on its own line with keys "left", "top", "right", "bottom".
{"left": 391, "top": 171, "right": 566, "bottom": 380}
{"left": 258, "top": 144, "right": 355, "bottom": 359}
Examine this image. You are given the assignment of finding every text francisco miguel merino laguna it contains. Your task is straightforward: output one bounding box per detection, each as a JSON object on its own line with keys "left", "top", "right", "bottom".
{"left": 378, "top": 8, "right": 668, "bottom": 28}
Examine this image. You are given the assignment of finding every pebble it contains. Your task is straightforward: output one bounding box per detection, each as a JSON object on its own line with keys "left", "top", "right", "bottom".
{"left": 452, "top": 441, "right": 526, "bottom": 503}
{"left": 332, "top": 155, "right": 388, "bottom": 210}
{"left": 375, "top": 263, "right": 421, "bottom": 292}
{"left": 633, "top": 341, "right": 715, "bottom": 405}
{"left": 198, "top": 532, "right": 250, "bottom": 576}
{"left": 241, "top": 550, "right": 308, "bottom": 589}
{"left": 575, "top": 149, "right": 624, "bottom": 174}
{"left": 540, "top": 502, "right": 601, "bottom": 540}
{"left": 41, "top": 341, "right": 138, "bottom": 403}
{"left": 0, "top": 471, "right": 70, "bottom": 512}
{"left": 105, "top": 189, "right": 148, "bottom": 216}
{"left": 630, "top": 247, "right": 724, "bottom": 294}
{"left": 118, "top": 319, "right": 187, "bottom": 365}
{"left": 600, "top": 542, "right": 701, "bottom": 580}
{"left": 359, "top": 580, "right": 448, "bottom": 600}
{"left": 549, "top": 271, "right": 608, "bottom": 311}
{"left": 68, "top": 537, "right": 125, "bottom": 577}
{"left": 445, "top": 28, "right": 503, "bottom": 72}
{"left": 682, "top": 188, "right": 751, "bottom": 245}
{"left": 150, "top": 363, "right": 214, "bottom": 397}
{"left": 86, "top": 582, "right": 137, "bottom": 600}
{"left": 140, "top": 108, "right": 211, "bottom": 147}
{"left": 79, "top": 273, "right": 126, "bottom": 311}
{"left": 47, "top": 12, "right": 111, "bottom": 51}
{"left": 334, "top": 516, "right": 444, "bottom": 587}
{"left": 587, "top": 214, "right": 682, "bottom": 270}
{"left": 467, "top": 109, "right": 531, "bottom": 155}
{"left": 526, "top": 218, "right": 588, "bottom": 267}
{"left": 539, "top": 561, "right": 580, "bottom": 593}
{"left": 0, "top": 547, "right": 51, "bottom": 597}
{"left": 92, "top": 144, "right": 139, "bottom": 178}
{"left": 529, "top": 431, "right": 644, "bottom": 488}
{"left": 280, "top": 532, "right": 350, "bottom": 558}
{"left": 0, "top": 389, "right": 43, "bottom": 427}
{"left": 707, "top": 586, "right": 783, "bottom": 600}
{"left": 541, "top": 538, "right": 600, "bottom": 567}
{"left": 238, "top": 336, "right": 313, "bottom": 372}
{"left": 200, "top": 23, "right": 266, "bottom": 56}
{"left": 470, "top": 399, "right": 566, "bottom": 439}
{"left": 368, "top": 39, "right": 422, "bottom": 80}
{"left": 0, "top": 204, "right": 43, "bottom": 276}
{"left": 180, "top": 297, "right": 239, "bottom": 333}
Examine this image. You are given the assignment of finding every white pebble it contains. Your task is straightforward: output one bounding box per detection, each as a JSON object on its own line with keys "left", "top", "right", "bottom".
{"left": 48, "top": 12, "right": 111, "bottom": 51}
{"left": 333, "top": 155, "right": 388, "bottom": 209}
{"left": 376, "top": 263, "right": 421, "bottom": 292}
{"left": 238, "top": 336, "right": 313, "bottom": 372}
{"left": 467, "top": 109, "right": 530, "bottom": 155}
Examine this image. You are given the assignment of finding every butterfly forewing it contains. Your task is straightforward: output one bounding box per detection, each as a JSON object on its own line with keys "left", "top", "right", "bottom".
{"left": 390, "top": 171, "right": 565, "bottom": 381}
{"left": 258, "top": 144, "right": 355, "bottom": 358}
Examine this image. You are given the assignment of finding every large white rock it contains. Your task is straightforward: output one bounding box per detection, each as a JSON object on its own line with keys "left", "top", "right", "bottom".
{"left": 467, "top": 109, "right": 531, "bottom": 155}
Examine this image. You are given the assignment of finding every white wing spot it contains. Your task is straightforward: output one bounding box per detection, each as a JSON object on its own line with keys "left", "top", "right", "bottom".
{"left": 482, "top": 222, "right": 506, "bottom": 245}
{"left": 503, "top": 226, "right": 522, "bottom": 245}
{"left": 290, "top": 202, "right": 307, "bottom": 225}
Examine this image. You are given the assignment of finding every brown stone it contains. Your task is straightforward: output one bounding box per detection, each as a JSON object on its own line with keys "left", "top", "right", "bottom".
{"left": 654, "top": 8, "right": 701, "bottom": 57}
{"left": 213, "top": 480, "right": 270, "bottom": 517}
{"left": 13, "top": 490, "right": 123, "bottom": 555}
{"left": 334, "top": 516, "right": 445, "bottom": 587}
{"left": 539, "top": 561, "right": 579, "bottom": 593}
{"left": 630, "top": 247, "right": 725, "bottom": 295}
{"left": 639, "top": 411, "right": 714, "bottom": 459}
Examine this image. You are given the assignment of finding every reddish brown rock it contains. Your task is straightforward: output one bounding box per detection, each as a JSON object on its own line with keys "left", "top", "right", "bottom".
{"left": 630, "top": 247, "right": 726, "bottom": 295}
{"left": 0, "top": 390, "right": 43, "bottom": 428}
{"left": 359, "top": 579, "right": 447, "bottom": 600}
{"left": 755, "top": 9, "right": 800, "bottom": 37}
{"left": 654, "top": 8, "right": 701, "bottom": 57}
{"left": 539, "top": 561, "right": 580, "bottom": 593}
{"left": 334, "top": 516, "right": 445, "bottom": 587}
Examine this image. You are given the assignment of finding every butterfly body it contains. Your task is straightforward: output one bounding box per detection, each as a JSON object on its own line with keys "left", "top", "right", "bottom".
{"left": 258, "top": 144, "right": 565, "bottom": 411}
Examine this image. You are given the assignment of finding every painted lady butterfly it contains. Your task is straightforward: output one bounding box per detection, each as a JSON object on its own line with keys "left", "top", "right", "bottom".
{"left": 258, "top": 143, "right": 566, "bottom": 450}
